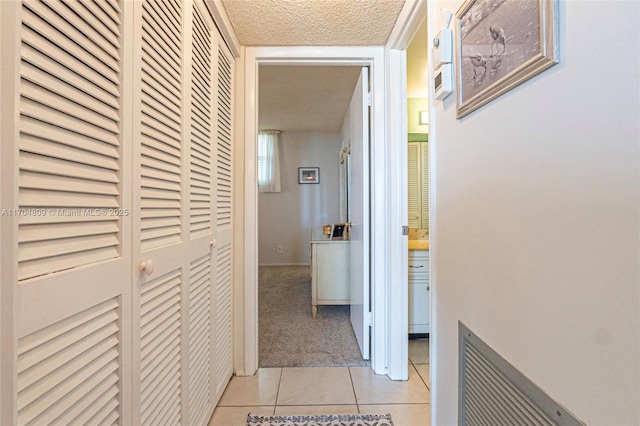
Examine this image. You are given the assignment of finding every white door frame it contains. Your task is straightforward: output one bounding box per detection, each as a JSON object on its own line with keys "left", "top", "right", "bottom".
{"left": 384, "top": 0, "right": 428, "bottom": 381}
{"left": 239, "top": 46, "right": 387, "bottom": 376}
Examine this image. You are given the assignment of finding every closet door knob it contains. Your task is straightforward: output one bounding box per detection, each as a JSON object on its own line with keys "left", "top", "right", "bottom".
{"left": 140, "top": 259, "right": 154, "bottom": 275}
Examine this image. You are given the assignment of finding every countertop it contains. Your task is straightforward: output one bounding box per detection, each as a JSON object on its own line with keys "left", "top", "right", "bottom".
{"left": 408, "top": 240, "right": 429, "bottom": 250}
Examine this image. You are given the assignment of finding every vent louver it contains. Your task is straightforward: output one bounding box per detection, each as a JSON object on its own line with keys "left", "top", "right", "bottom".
{"left": 459, "top": 322, "right": 585, "bottom": 426}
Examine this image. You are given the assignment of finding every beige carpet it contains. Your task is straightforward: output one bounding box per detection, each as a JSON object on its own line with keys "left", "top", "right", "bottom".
{"left": 259, "top": 266, "right": 370, "bottom": 368}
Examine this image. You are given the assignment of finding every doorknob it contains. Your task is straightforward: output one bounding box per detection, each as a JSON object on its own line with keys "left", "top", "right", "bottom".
{"left": 140, "top": 259, "right": 154, "bottom": 275}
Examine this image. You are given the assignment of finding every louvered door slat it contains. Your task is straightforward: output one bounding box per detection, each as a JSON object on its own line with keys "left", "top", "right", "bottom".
{"left": 141, "top": 117, "right": 182, "bottom": 150}
{"left": 20, "top": 189, "right": 119, "bottom": 209}
{"left": 19, "top": 221, "right": 119, "bottom": 243}
{"left": 19, "top": 342, "right": 117, "bottom": 406}
{"left": 141, "top": 33, "right": 181, "bottom": 87}
{"left": 408, "top": 142, "right": 420, "bottom": 228}
{"left": 22, "top": 63, "right": 119, "bottom": 122}
{"left": 216, "top": 48, "right": 232, "bottom": 229}
{"left": 21, "top": 355, "right": 119, "bottom": 426}
{"left": 141, "top": 92, "right": 182, "bottom": 135}
{"left": 17, "top": 299, "right": 121, "bottom": 425}
{"left": 22, "top": 8, "right": 119, "bottom": 84}
{"left": 142, "top": 6, "right": 181, "bottom": 68}
{"left": 421, "top": 142, "right": 429, "bottom": 229}
{"left": 154, "top": 0, "right": 182, "bottom": 39}
{"left": 77, "top": 389, "right": 120, "bottom": 425}
{"left": 22, "top": 43, "right": 119, "bottom": 109}
{"left": 21, "top": 27, "right": 119, "bottom": 98}
{"left": 142, "top": 79, "right": 181, "bottom": 120}
{"left": 18, "top": 60, "right": 121, "bottom": 281}
{"left": 149, "top": 0, "right": 181, "bottom": 36}
{"left": 20, "top": 150, "right": 117, "bottom": 182}
{"left": 189, "top": 253, "right": 211, "bottom": 426}
{"left": 189, "top": 1, "right": 213, "bottom": 240}
{"left": 24, "top": 1, "right": 120, "bottom": 73}
{"left": 215, "top": 245, "right": 232, "bottom": 392}
{"left": 21, "top": 98, "right": 119, "bottom": 144}
{"left": 39, "top": 0, "right": 120, "bottom": 62}
{"left": 92, "top": 0, "right": 123, "bottom": 19}
{"left": 140, "top": 0, "right": 183, "bottom": 252}
{"left": 20, "top": 130, "right": 119, "bottom": 170}
{"left": 21, "top": 171, "right": 118, "bottom": 196}
{"left": 140, "top": 269, "right": 181, "bottom": 425}
{"left": 64, "top": 0, "right": 121, "bottom": 42}
{"left": 19, "top": 234, "right": 119, "bottom": 263}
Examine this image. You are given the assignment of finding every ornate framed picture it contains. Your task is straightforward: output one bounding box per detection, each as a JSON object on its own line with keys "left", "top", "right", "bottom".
{"left": 455, "top": 0, "right": 559, "bottom": 118}
{"left": 298, "top": 167, "right": 319, "bottom": 184}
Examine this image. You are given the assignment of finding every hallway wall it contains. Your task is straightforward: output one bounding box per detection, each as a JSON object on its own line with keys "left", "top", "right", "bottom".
{"left": 429, "top": 1, "right": 640, "bottom": 425}
{"left": 258, "top": 131, "right": 341, "bottom": 265}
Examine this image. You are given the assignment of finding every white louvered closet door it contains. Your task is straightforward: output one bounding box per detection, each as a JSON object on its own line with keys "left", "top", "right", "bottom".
{"left": 10, "top": 1, "right": 132, "bottom": 425}
{"left": 188, "top": 1, "right": 218, "bottom": 424}
{"left": 132, "top": 1, "right": 224, "bottom": 425}
{"left": 213, "top": 38, "right": 234, "bottom": 404}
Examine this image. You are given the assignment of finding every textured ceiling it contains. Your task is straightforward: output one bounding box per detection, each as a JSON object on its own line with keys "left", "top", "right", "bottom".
{"left": 221, "top": 0, "right": 406, "bottom": 46}
{"left": 229, "top": 0, "right": 425, "bottom": 133}
{"left": 259, "top": 66, "right": 362, "bottom": 132}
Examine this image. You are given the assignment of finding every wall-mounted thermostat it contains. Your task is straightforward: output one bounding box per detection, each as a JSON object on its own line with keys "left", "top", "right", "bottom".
{"left": 432, "top": 28, "right": 453, "bottom": 71}
{"left": 434, "top": 63, "right": 453, "bottom": 100}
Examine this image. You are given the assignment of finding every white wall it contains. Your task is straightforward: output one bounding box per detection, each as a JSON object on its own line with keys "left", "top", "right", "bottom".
{"left": 258, "top": 131, "right": 341, "bottom": 264}
{"left": 429, "top": 1, "right": 640, "bottom": 425}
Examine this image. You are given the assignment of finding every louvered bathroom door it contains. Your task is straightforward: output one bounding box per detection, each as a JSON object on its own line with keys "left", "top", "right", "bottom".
{"left": 6, "top": 1, "right": 134, "bottom": 425}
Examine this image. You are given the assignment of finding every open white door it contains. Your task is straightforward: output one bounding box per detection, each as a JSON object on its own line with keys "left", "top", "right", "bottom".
{"left": 349, "top": 67, "right": 370, "bottom": 360}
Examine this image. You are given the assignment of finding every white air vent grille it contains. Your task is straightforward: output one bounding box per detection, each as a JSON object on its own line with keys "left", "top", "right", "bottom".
{"left": 18, "top": 0, "right": 122, "bottom": 281}
{"left": 17, "top": 299, "right": 121, "bottom": 425}
{"left": 140, "top": 269, "right": 182, "bottom": 425}
{"left": 216, "top": 48, "right": 232, "bottom": 229}
{"left": 189, "top": 254, "right": 212, "bottom": 425}
{"left": 140, "top": 0, "right": 183, "bottom": 251}
{"left": 459, "top": 322, "right": 584, "bottom": 426}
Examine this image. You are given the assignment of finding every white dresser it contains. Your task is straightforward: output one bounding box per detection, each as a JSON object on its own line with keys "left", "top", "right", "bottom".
{"left": 409, "top": 249, "right": 430, "bottom": 334}
{"left": 310, "top": 230, "right": 350, "bottom": 318}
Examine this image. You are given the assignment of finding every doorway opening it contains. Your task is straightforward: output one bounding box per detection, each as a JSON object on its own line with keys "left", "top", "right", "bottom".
{"left": 405, "top": 18, "right": 431, "bottom": 378}
{"left": 255, "top": 64, "right": 370, "bottom": 368}
{"left": 240, "top": 47, "right": 388, "bottom": 376}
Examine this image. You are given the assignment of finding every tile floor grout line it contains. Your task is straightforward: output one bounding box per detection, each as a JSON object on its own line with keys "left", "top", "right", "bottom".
{"left": 410, "top": 358, "right": 430, "bottom": 392}
{"left": 347, "top": 366, "right": 361, "bottom": 414}
{"left": 273, "top": 367, "right": 284, "bottom": 415}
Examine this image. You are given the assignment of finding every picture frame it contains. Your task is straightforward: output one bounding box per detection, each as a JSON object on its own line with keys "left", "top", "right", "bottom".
{"left": 455, "top": 0, "right": 559, "bottom": 119}
{"left": 298, "top": 167, "right": 320, "bottom": 184}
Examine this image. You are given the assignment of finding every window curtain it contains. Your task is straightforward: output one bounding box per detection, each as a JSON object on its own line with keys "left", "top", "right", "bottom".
{"left": 258, "top": 130, "right": 281, "bottom": 193}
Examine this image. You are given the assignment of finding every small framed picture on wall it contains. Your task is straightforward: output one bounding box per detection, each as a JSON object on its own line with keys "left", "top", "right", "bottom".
{"left": 298, "top": 167, "right": 320, "bottom": 184}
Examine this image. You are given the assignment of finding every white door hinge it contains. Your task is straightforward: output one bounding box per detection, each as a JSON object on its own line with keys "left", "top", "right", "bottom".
{"left": 367, "top": 91, "right": 372, "bottom": 106}
{"left": 368, "top": 311, "right": 373, "bottom": 327}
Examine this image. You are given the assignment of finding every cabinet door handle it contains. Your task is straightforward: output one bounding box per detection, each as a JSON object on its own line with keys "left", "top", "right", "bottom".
{"left": 409, "top": 265, "right": 424, "bottom": 268}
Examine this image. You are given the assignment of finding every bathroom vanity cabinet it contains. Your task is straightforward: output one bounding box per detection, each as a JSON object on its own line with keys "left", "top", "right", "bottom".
{"left": 409, "top": 249, "right": 430, "bottom": 334}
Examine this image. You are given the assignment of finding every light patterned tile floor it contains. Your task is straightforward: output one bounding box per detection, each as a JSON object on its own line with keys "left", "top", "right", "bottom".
{"left": 209, "top": 340, "right": 430, "bottom": 426}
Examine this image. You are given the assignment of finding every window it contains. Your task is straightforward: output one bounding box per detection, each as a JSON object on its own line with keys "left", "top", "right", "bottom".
{"left": 258, "top": 130, "right": 281, "bottom": 193}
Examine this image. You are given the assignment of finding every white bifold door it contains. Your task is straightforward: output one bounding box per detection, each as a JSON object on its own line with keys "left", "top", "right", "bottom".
{"left": 1, "top": 1, "right": 234, "bottom": 425}
{"left": 349, "top": 67, "right": 371, "bottom": 360}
